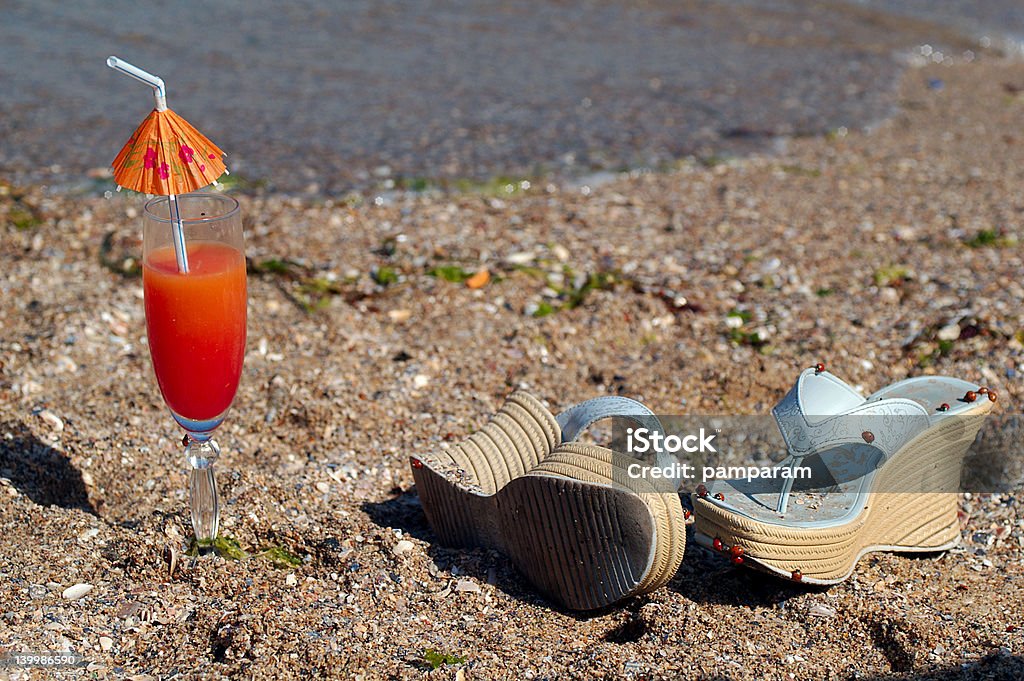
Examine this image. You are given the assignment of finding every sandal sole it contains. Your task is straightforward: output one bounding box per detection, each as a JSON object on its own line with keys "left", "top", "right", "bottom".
{"left": 413, "top": 443, "right": 685, "bottom": 610}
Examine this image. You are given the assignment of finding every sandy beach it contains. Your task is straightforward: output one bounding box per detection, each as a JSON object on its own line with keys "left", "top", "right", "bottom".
{"left": 1, "top": 56, "right": 1023, "bottom": 679}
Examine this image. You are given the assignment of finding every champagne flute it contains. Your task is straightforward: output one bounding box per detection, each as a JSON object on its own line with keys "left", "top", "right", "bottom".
{"left": 142, "top": 193, "right": 246, "bottom": 542}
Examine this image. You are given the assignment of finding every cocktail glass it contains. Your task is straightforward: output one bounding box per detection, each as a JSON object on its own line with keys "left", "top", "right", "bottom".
{"left": 142, "top": 192, "right": 246, "bottom": 543}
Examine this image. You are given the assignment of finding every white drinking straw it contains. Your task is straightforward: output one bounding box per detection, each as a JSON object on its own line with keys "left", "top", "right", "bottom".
{"left": 107, "top": 56, "right": 189, "bottom": 273}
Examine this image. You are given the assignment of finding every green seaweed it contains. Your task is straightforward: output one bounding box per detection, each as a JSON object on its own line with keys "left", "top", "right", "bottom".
{"left": 394, "top": 176, "right": 433, "bottom": 192}
{"left": 963, "top": 229, "right": 1016, "bottom": 248}
{"left": 728, "top": 327, "right": 766, "bottom": 348}
{"left": 9, "top": 206, "right": 41, "bottom": 231}
{"left": 422, "top": 649, "right": 466, "bottom": 670}
{"left": 188, "top": 535, "right": 248, "bottom": 560}
{"left": 531, "top": 301, "right": 555, "bottom": 318}
{"left": 427, "top": 265, "right": 474, "bottom": 283}
{"left": 372, "top": 266, "right": 399, "bottom": 286}
{"left": 511, "top": 264, "right": 547, "bottom": 279}
{"left": 561, "top": 271, "right": 617, "bottom": 310}
{"left": 727, "top": 309, "right": 753, "bottom": 324}
{"left": 779, "top": 164, "right": 821, "bottom": 177}
{"left": 873, "top": 265, "right": 910, "bottom": 287}
{"left": 725, "top": 309, "right": 766, "bottom": 348}
{"left": 252, "top": 258, "right": 297, "bottom": 276}
{"left": 257, "top": 546, "right": 304, "bottom": 569}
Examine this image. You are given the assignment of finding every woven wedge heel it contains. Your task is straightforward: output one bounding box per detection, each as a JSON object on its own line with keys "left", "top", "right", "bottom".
{"left": 693, "top": 366, "right": 996, "bottom": 584}
{"left": 411, "top": 391, "right": 685, "bottom": 610}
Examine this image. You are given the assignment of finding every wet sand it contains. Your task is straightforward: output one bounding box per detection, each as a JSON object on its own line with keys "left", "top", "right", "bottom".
{"left": 1, "top": 58, "right": 1023, "bottom": 679}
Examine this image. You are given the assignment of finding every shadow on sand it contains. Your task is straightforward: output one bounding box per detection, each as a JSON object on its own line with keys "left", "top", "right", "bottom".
{"left": 860, "top": 655, "right": 1024, "bottom": 680}
{"left": 366, "top": 486, "right": 1023, "bottom": 676}
{"left": 0, "top": 419, "right": 95, "bottom": 514}
{"left": 362, "top": 488, "right": 640, "bottom": 621}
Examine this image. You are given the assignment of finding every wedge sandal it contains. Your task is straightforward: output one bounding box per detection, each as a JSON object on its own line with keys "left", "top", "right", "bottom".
{"left": 411, "top": 391, "right": 686, "bottom": 610}
{"left": 692, "top": 364, "right": 996, "bottom": 584}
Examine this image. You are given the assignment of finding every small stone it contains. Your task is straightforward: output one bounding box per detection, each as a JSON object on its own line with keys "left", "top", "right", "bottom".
{"left": 388, "top": 309, "right": 412, "bottom": 323}
{"left": 455, "top": 579, "right": 480, "bottom": 593}
{"left": 880, "top": 287, "right": 900, "bottom": 303}
{"left": 38, "top": 409, "right": 64, "bottom": 432}
{"left": 506, "top": 251, "right": 536, "bottom": 265}
{"left": 99, "top": 636, "right": 113, "bottom": 652}
{"left": 285, "top": 573, "right": 298, "bottom": 587}
{"left": 413, "top": 374, "right": 430, "bottom": 389}
{"left": 61, "top": 583, "right": 93, "bottom": 600}
{"left": 315, "top": 481, "right": 331, "bottom": 494}
{"left": 78, "top": 528, "right": 100, "bottom": 542}
{"left": 393, "top": 540, "right": 415, "bottom": 557}
{"left": 808, "top": 604, "right": 836, "bottom": 618}
{"left": 936, "top": 324, "right": 961, "bottom": 342}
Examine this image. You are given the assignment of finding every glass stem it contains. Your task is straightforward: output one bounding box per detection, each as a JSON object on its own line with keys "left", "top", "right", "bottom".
{"left": 185, "top": 438, "right": 221, "bottom": 542}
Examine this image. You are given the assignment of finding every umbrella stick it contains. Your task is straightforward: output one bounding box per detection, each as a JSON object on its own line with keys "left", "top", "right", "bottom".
{"left": 168, "top": 194, "right": 190, "bottom": 273}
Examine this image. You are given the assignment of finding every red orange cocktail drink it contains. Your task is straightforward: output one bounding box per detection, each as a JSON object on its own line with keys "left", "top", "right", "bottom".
{"left": 143, "top": 193, "right": 246, "bottom": 542}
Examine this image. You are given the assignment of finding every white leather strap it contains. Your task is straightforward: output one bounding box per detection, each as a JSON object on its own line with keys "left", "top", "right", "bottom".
{"left": 556, "top": 396, "right": 663, "bottom": 443}
{"left": 556, "top": 396, "right": 679, "bottom": 488}
{"left": 771, "top": 368, "right": 931, "bottom": 461}
{"left": 770, "top": 368, "right": 932, "bottom": 515}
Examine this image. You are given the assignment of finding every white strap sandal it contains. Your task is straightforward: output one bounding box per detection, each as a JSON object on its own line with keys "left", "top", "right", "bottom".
{"left": 692, "top": 363, "right": 996, "bottom": 584}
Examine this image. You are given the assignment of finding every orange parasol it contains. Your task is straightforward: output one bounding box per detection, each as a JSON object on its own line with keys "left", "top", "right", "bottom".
{"left": 112, "top": 108, "right": 227, "bottom": 196}
{"left": 107, "top": 56, "right": 229, "bottom": 272}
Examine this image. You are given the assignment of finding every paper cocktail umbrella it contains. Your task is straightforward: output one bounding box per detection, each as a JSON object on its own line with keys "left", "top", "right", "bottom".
{"left": 107, "top": 56, "right": 229, "bottom": 272}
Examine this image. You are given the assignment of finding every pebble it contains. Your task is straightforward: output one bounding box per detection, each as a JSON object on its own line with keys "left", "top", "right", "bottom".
{"left": 808, "top": 604, "right": 836, "bottom": 618}
{"left": 936, "top": 323, "right": 961, "bottom": 341}
{"left": 455, "top": 579, "right": 481, "bottom": 593}
{"left": 388, "top": 309, "right": 412, "bottom": 323}
{"left": 99, "top": 636, "right": 113, "bottom": 652}
{"left": 286, "top": 573, "right": 298, "bottom": 587}
{"left": 61, "top": 583, "right": 93, "bottom": 600}
{"left": 506, "top": 251, "right": 536, "bottom": 265}
{"left": 37, "top": 410, "right": 65, "bottom": 432}
{"left": 78, "top": 528, "right": 100, "bottom": 542}
{"left": 393, "top": 540, "right": 415, "bottom": 557}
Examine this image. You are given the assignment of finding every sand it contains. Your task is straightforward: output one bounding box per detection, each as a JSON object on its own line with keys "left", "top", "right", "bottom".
{"left": 1, "top": 59, "right": 1022, "bottom": 679}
